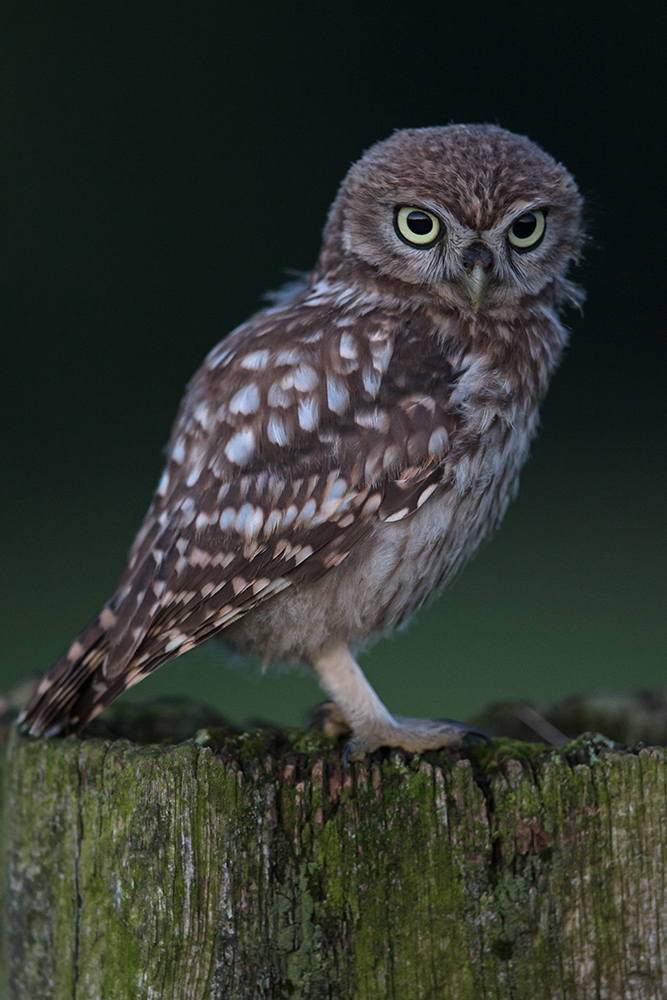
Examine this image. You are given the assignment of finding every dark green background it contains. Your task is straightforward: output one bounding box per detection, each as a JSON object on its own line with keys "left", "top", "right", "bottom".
{"left": 2, "top": 2, "right": 665, "bottom": 728}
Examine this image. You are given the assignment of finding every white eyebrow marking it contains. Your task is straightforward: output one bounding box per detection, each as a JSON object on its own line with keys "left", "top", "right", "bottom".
{"left": 224, "top": 428, "right": 256, "bottom": 464}
{"left": 230, "top": 383, "right": 260, "bottom": 415}
{"left": 240, "top": 350, "right": 270, "bottom": 370}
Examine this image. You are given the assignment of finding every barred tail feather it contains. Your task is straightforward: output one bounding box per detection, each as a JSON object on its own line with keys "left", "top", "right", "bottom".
{"left": 17, "top": 608, "right": 126, "bottom": 737}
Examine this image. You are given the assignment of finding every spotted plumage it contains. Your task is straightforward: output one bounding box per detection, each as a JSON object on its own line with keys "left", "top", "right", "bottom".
{"left": 19, "top": 124, "right": 584, "bottom": 756}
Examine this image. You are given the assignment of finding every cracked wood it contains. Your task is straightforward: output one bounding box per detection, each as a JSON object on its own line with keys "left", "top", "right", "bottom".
{"left": 2, "top": 734, "right": 667, "bottom": 999}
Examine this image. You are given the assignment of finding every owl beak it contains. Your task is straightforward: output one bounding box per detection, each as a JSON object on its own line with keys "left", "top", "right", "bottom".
{"left": 463, "top": 263, "right": 490, "bottom": 312}
{"left": 461, "top": 244, "right": 493, "bottom": 312}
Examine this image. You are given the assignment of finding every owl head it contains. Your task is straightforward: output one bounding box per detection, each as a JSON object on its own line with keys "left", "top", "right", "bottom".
{"left": 316, "top": 125, "right": 584, "bottom": 317}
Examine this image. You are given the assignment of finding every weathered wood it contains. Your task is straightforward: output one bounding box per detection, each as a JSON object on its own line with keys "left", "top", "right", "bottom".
{"left": 2, "top": 724, "right": 666, "bottom": 999}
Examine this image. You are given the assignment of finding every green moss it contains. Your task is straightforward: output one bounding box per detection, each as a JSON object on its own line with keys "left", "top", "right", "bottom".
{"left": 559, "top": 731, "right": 617, "bottom": 763}
{"left": 285, "top": 727, "right": 341, "bottom": 756}
{"left": 469, "top": 736, "right": 549, "bottom": 773}
{"left": 3, "top": 730, "right": 667, "bottom": 998}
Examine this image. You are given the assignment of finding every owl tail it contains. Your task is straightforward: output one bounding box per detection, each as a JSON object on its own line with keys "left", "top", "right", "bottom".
{"left": 16, "top": 605, "right": 130, "bottom": 738}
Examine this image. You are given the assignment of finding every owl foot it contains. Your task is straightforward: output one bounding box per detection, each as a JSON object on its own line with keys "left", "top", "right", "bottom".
{"left": 311, "top": 646, "right": 488, "bottom": 762}
{"left": 307, "top": 701, "right": 485, "bottom": 761}
{"left": 343, "top": 715, "right": 488, "bottom": 762}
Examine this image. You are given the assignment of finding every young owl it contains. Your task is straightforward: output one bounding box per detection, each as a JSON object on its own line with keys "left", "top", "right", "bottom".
{"left": 19, "top": 125, "right": 584, "bottom": 758}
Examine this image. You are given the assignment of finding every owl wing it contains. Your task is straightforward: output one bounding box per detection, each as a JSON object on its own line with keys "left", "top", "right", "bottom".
{"left": 20, "top": 301, "right": 463, "bottom": 734}
{"left": 107, "top": 303, "right": 462, "bottom": 664}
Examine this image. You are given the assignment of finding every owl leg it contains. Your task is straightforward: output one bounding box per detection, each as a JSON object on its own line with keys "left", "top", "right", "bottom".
{"left": 311, "top": 644, "right": 486, "bottom": 761}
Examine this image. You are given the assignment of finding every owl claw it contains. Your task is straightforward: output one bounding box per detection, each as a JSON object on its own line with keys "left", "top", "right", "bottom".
{"left": 433, "top": 718, "right": 491, "bottom": 744}
{"left": 306, "top": 700, "right": 352, "bottom": 738}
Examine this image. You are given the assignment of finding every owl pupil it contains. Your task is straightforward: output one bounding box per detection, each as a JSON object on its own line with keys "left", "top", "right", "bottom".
{"left": 406, "top": 211, "right": 433, "bottom": 235}
{"left": 512, "top": 213, "right": 537, "bottom": 239}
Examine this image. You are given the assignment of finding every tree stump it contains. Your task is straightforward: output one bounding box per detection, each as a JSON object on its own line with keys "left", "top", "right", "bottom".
{"left": 1, "top": 723, "right": 666, "bottom": 999}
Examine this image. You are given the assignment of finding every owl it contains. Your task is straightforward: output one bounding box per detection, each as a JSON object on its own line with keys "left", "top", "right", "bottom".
{"left": 18, "top": 125, "right": 584, "bottom": 758}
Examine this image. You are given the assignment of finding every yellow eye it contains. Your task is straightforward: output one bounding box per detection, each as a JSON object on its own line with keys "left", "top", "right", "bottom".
{"left": 508, "top": 209, "right": 547, "bottom": 251}
{"left": 395, "top": 206, "right": 441, "bottom": 247}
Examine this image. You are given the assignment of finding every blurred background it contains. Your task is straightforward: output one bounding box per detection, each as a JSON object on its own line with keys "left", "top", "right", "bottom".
{"left": 1, "top": 1, "right": 665, "bottom": 730}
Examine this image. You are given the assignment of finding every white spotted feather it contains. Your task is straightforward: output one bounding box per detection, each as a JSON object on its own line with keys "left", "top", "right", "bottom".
{"left": 19, "top": 123, "right": 584, "bottom": 744}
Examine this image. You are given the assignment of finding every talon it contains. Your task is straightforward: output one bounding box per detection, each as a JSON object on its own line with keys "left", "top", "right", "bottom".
{"left": 436, "top": 718, "right": 491, "bottom": 745}
{"left": 306, "top": 700, "right": 352, "bottom": 739}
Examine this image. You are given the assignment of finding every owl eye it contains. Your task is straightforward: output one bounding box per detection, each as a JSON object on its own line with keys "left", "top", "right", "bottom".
{"left": 395, "top": 206, "right": 441, "bottom": 247}
{"left": 508, "top": 209, "right": 547, "bottom": 252}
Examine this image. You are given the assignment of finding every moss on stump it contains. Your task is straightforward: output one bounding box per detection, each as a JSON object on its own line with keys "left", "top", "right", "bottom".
{"left": 1, "top": 723, "right": 666, "bottom": 999}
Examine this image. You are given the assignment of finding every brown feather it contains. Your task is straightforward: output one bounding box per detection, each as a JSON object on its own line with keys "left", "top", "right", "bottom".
{"left": 18, "top": 123, "right": 583, "bottom": 739}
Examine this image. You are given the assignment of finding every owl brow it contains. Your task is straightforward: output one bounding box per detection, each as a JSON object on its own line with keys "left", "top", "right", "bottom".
{"left": 417, "top": 203, "right": 464, "bottom": 231}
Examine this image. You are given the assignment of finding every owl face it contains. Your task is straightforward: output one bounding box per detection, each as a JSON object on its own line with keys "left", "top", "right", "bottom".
{"left": 320, "top": 124, "right": 583, "bottom": 317}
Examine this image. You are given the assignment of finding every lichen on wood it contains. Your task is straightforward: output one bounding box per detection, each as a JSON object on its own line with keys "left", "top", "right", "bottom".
{"left": 2, "top": 722, "right": 666, "bottom": 999}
